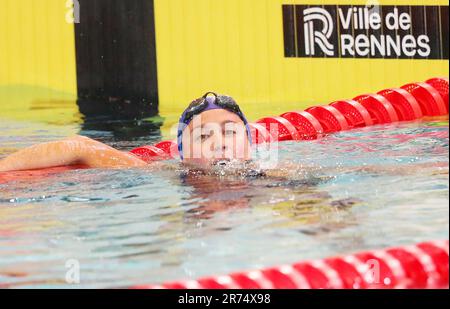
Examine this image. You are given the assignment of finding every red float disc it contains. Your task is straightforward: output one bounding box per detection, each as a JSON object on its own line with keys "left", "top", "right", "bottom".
{"left": 130, "top": 145, "right": 167, "bottom": 162}
{"left": 353, "top": 94, "right": 399, "bottom": 124}
{"left": 386, "top": 248, "right": 428, "bottom": 288}
{"left": 378, "top": 88, "right": 423, "bottom": 121}
{"left": 354, "top": 251, "right": 398, "bottom": 288}
{"left": 305, "top": 105, "right": 350, "bottom": 133}
{"left": 248, "top": 122, "right": 274, "bottom": 144}
{"left": 324, "top": 257, "right": 368, "bottom": 289}
{"left": 154, "top": 140, "right": 179, "bottom": 158}
{"left": 426, "top": 77, "right": 449, "bottom": 113}
{"left": 256, "top": 116, "right": 301, "bottom": 141}
{"left": 330, "top": 100, "right": 373, "bottom": 128}
{"left": 280, "top": 111, "right": 324, "bottom": 140}
{"left": 401, "top": 82, "right": 447, "bottom": 116}
{"left": 131, "top": 241, "right": 449, "bottom": 289}
{"left": 417, "top": 241, "right": 449, "bottom": 288}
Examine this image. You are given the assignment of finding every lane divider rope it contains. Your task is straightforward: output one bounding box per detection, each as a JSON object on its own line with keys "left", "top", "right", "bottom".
{"left": 131, "top": 240, "right": 449, "bottom": 289}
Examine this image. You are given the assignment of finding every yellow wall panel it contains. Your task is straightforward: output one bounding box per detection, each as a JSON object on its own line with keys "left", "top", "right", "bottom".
{"left": 154, "top": 0, "right": 449, "bottom": 127}
{"left": 0, "top": 0, "right": 448, "bottom": 132}
{"left": 0, "top": 0, "right": 77, "bottom": 97}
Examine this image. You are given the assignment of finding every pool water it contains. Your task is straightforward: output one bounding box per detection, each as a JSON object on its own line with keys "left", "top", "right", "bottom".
{"left": 0, "top": 117, "right": 448, "bottom": 288}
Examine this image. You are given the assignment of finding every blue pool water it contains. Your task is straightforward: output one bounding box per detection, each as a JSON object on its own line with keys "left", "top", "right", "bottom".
{"left": 0, "top": 118, "right": 448, "bottom": 288}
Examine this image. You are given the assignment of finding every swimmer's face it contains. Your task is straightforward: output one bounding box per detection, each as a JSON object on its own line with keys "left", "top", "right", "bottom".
{"left": 181, "top": 109, "right": 251, "bottom": 169}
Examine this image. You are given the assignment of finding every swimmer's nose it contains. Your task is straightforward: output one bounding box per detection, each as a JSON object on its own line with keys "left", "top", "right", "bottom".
{"left": 211, "top": 134, "right": 229, "bottom": 157}
{"left": 213, "top": 145, "right": 228, "bottom": 159}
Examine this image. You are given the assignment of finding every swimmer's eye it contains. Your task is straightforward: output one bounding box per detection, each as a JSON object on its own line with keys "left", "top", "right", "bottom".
{"left": 196, "top": 132, "right": 211, "bottom": 142}
{"left": 224, "top": 129, "right": 237, "bottom": 136}
{"left": 200, "top": 134, "right": 210, "bottom": 141}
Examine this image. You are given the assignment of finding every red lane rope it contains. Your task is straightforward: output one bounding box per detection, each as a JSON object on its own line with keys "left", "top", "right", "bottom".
{"left": 305, "top": 105, "right": 350, "bottom": 133}
{"left": 132, "top": 240, "right": 449, "bottom": 289}
{"left": 353, "top": 93, "right": 399, "bottom": 124}
{"left": 426, "top": 78, "right": 449, "bottom": 112}
{"left": 378, "top": 88, "right": 423, "bottom": 121}
{"left": 280, "top": 111, "right": 324, "bottom": 140}
{"left": 249, "top": 122, "right": 276, "bottom": 144}
{"left": 129, "top": 145, "right": 169, "bottom": 163}
{"left": 256, "top": 116, "right": 303, "bottom": 141}
{"left": 131, "top": 77, "right": 448, "bottom": 160}
{"left": 401, "top": 82, "right": 447, "bottom": 116}
{"left": 330, "top": 100, "right": 373, "bottom": 128}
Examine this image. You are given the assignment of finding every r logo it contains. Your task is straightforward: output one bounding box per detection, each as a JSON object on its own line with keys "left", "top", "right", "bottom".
{"left": 303, "top": 7, "right": 335, "bottom": 56}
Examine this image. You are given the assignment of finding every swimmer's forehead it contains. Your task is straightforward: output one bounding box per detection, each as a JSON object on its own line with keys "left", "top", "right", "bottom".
{"left": 191, "top": 120, "right": 243, "bottom": 132}
{"left": 189, "top": 110, "right": 244, "bottom": 131}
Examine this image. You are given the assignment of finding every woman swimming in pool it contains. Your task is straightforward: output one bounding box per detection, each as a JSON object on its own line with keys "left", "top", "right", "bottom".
{"left": 0, "top": 92, "right": 447, "bottom": 177}
{"left": 0, "top": 92, "right": 262, "bottom": 175}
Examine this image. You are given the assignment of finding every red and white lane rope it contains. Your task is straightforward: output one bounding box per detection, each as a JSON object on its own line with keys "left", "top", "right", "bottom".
{"left": 132, "top": 240, "right": 449, "bottom": 289}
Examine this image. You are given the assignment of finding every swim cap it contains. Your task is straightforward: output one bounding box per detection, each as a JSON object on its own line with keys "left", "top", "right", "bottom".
{"left": 177, "top": 93, "right": 252, "bottom": 160}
